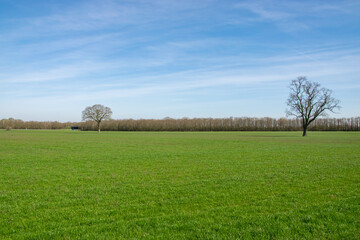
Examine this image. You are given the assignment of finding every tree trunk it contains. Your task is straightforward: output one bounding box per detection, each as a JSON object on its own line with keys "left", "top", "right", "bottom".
{"left": 302, "top": 125, "right": 307, "bottom": 136}
{"left": 97, "top": 122, "right": 101, "bottom": 134}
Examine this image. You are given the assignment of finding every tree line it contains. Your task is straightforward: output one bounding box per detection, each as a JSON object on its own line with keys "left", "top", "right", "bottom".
{"left": 1, "top": 117, "right": 359, "bottom": 131}
{"left": 0, "top": 77, "right": 352, "bottom": 133}
{"left": 77, "top": 76, "right": 343, "bottom": 135}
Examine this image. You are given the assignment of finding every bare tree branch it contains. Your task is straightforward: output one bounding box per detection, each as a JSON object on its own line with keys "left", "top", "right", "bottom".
{"left": 286, "top": 76, "right": 340, "bottom": 136}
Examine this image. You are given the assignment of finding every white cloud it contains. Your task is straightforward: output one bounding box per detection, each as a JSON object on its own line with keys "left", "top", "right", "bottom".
{"left": 234, "top": 0, "right": 360, "bottom": 31}
{"left": 0, "top": 0, "right": 359, "bottom": 120}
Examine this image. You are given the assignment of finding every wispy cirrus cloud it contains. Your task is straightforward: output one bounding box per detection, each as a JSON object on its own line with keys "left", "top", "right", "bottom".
{"left": 0, "top": 0, "right": 359, "bottom": 121}
{"left": 3, "top": 45, "right": 359, "bottom": 94}
{"left": 234, "top": 0, "right": 360, "bottom": 30}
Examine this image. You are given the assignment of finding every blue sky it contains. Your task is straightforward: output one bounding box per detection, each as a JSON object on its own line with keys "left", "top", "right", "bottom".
{"left": 0, "top": 0, "right": 359, "bottom": 121}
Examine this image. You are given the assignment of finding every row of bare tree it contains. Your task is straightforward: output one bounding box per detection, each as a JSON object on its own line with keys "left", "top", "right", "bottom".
{"left": 2, "top": 117, "right": 359, "bottom": 131}
{"left": 78, "top": 77, "right": 343, "bottom": 135}
{"left": 0, "top": 119, "right": 73, "bottom": 130}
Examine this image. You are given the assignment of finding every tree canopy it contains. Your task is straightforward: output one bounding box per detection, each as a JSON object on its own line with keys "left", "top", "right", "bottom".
{"left": 82, "top": 104, "right": 112, "bottom": 133}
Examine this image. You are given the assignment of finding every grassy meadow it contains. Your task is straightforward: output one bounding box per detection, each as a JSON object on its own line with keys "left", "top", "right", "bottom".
{"left": 0, "top": 130, "right": 359, "bottom": 239}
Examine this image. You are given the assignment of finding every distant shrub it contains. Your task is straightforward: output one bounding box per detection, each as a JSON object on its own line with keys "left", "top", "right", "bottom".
{"left": 6, "top": 126, "right": 12, "bottom": 131}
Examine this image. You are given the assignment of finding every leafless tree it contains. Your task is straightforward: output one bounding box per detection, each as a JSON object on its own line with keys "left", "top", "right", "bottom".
{"left": 286, "top": 76, "right": 340, "bottom": 136}
{"left": 82, "top": 104, "right": 112, "bottom": 134}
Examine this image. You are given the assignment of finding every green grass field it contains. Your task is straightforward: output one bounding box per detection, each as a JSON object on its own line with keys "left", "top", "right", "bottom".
{"left": 0, "top": 130, "right": 359, "bottom": 239}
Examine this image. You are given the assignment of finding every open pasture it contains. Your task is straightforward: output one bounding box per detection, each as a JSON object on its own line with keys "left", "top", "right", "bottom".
{"left": 0, "top": 130, "right": 359, "bottom": 239}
